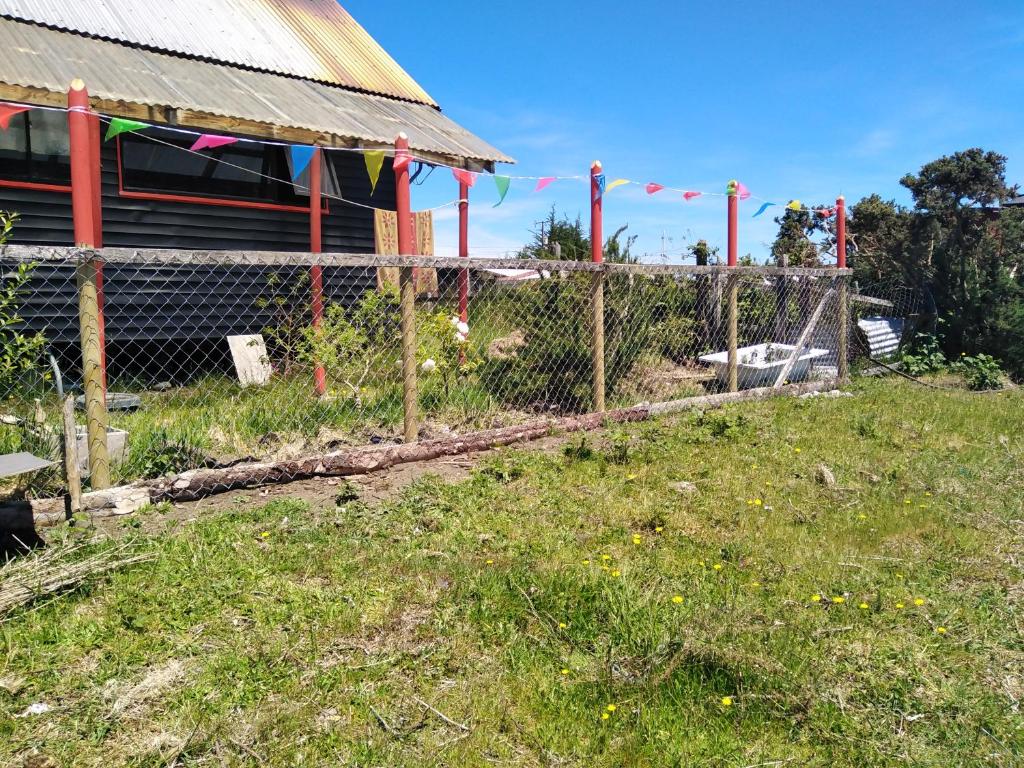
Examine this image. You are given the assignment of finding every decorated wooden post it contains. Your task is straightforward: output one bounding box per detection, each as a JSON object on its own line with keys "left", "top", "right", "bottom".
{"left": 590, "top": 161, "right": 606, "bottom": 413}
{"left": 394, "top": 133, "right": 418, "bottom": 442}
{"left": 726, "top": 180, "right": 739, "bottom": 393}
{"left": 68, "top": 79, "right": 110, "bottom": 489}
{"left": 836, "top": 195, "right": 849, "bottom": 382}
{"left": 309, "top": 146, "right": 327, "bottom": 396}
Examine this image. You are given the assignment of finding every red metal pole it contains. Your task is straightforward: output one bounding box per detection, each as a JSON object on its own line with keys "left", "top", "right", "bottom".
{"left": 68, "top": 80, "right": 106, "bottom": 392}
{"left": 727, "top": 180, "right": 738, "bottom": 267}
{"left": 458, "top": 179, "right": 469, "bottom": 322}
{"left": 591, "top": 161, "right": 603, "bottom": 262}
{"left": 836, "top": 195, "right": 846, "bottom": 268}
{"left": 395, "top": 134, "right": 413, "bottom": 256}
{"left": 394, "top": 133, "right": 417, "bottom": 442}
{"left": 309, "top": 146, "right": 326, "bottom": 396}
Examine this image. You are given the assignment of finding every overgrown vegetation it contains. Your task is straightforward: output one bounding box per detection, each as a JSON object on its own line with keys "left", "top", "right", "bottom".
{"left": 1, "top": 379, "right": 1021, "bottom": 765}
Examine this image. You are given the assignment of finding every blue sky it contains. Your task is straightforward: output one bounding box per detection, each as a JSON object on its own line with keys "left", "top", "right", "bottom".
{"left": 344, "top": 0, "right": 1024, "bottom": 262}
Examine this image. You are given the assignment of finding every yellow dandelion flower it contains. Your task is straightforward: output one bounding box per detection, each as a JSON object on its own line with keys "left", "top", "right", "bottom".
{"left": 606, "top": 704, "right": 617, "bottom": 712}
{"left": 766, "top": 481, "right": 773, "bottom": 487}
{"left": 832, "top": 596, "right": 845, "bottom": 604}
{"left": 259, "top": 531, "right": 270, "bottom": 538}
{"left": 558, "top": 622, "right": 568, "bottom": 629}
{"left": 626, "top": 473, "right": 637, "bottom": 481}
{"left": 560, "top": 668, "right": 570, "bottom": 675}
{"left": 672, "top": 595, "right": 684, "bottom": 604}
{"left": 582, "top": 559, "right": 591, "bottom": 565}
{"left": 611, "top": 569, "right": 621, "bottom": 577}
{"left": 746, "top": 499, "right": 754, "bottom": 506}
{"left": 754, "top": 499, "right": 763, "bottom": 506}
{"left": 750, "top": 581, "right": 761, "bottom": 588}
{"left": 655, "top": 526, "right": 664, "bottom": 533}
{"left": 601, "top": 712, "right": 610, "bottom": 721}
{"left": 794, "top": 447, "right": 802, "bottom": 453}
{"left": 713, "top": 563, "right": 723, "bottom": 571}
{"left": 914, "top": 598, "right": 925, "bottom": 606}
{"left": 699, "top": 560, "right": 706, "bottom": 567}
{"left": 936, "top": 626, "right": 947, "bottom": 634}
{"left": 601, "top": 554, "right": 611, "bottom": 561}
{"left": 632, "top": 535, "right": 642, "bottom": 545}
{"left": 924, "top": 492, "right": 933, "bottom": 497}
{"left": 858, "top": 514, "right": 867, "bottom": 520}
{"left": 859, "top": 602, "right": 870, "bottom": 610}
{"left": 486, "top": 559, "right": 494, "bottom": 565}
{"left": 811, "top": 594, "right": 822, "bottom": 602}
{"left": 895, "top": 572, "right": 904, "bottom": 579}
{"left": 720, "top": 696, "right": 733, "bottom": 707}
{"left": 895, "top": 602, "right": 905, "bottom": 609}
{"left": 904, "top": 499, "right": 912, "bottom": 505}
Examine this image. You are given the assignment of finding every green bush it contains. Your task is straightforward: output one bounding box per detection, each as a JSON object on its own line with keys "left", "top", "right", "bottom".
{"left": 952, "top": 353, "right": 1004, "bottom": 391}
{"left": 0, "top": 212, "right": 47, "bottom": 396}
{"left": 899, "top": 332, "right": 947, "bottom": 376}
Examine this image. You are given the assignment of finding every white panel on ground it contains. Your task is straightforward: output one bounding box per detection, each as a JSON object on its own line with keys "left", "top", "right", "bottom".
{"left": 228, "top": 334, "right": 272, "bottom": 387}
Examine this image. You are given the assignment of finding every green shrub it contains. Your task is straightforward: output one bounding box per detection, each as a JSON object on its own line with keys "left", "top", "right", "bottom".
{"left": 899, "top": 332, "right": 947, "bottom": 376}
{"left": 0, "top": 212, "right": 47, "bottom": 396}
{"left": 952, "top": 353, "right": 1004, "bottom": 391}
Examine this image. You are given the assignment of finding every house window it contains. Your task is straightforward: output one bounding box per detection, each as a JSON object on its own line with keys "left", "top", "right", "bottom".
{"left": 0, "top": 110, "right": 71, "bottom": 185}
{"left": 119, "top": 129, "right": 339, "bottom": 206}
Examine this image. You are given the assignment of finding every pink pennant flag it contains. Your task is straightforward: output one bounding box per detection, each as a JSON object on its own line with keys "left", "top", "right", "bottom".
{"left": 683, "top": 191, "right": 702, "bottom": 201}
{"left": 737, "top": 182, "right": 751, "bottom": 200}
{"left": 534, "top": 176, "right": 556, "bottom": 192}
{"left": 645, "top": 183, "right": 665, "bottom": 195}
{"left": 452, "top": 168, "right": 477, "bottom": 188}
{"left": 0, "top": 103, "right": 30, "bottom": 131}
{"left": 816, "top": 207, "right": 836, "bottom": 218}
{"left": 189, "top": 134, "right": 238, "bottom": 152}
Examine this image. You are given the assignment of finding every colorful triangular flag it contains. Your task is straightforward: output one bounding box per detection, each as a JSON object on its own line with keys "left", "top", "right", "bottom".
{"left": 645, "top": 183, "right": 665, "bottom": 195}
{"left": 452, "top": 168, "right": 477, "bottom": 188}
{"left": 786, "top": 200, "right": 802, "bottom": 211}
{"left": 737, "top": 182, "right": 751, "bottom": 200}
{"left": 534, "top": 176, "right": 556, "bottom": 192}
{"left": 0, "top": 103, "right": 30, "bottom": 131}
{"left": 752, "top": 202, "right": 776, "bottom": 218}
{"left": 493, "top": 175, "right": 511, "bottom": 207}
{"left": 594, "top": 174, "right": 606, "bottom": 199}
{"left": 606, "top": 178, "right": 630, "bottom": 194}
{"left": 683, "top": 191, "right": 702, "bottom": 201}
{"left": 364, "top": 150, "right": 385, "bottom": 194}
{"left": 189, "top": 134, "right": 238, "bottom": 152}
{"left": 104, "top": 117, "right": 150, "bottom": 141}
{"left": 289, "top": 145, "right": 316, "bottom": 181}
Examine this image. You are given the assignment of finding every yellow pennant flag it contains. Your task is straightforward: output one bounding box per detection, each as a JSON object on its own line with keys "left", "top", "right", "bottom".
{"left": 606, "top": 178, "right": 631, "bottom": 194}
{"left": 786, "top": 200, "right": 802, "bottom": 211}
{"left": 364, "top": 150, "right": 385, "bottom": 195}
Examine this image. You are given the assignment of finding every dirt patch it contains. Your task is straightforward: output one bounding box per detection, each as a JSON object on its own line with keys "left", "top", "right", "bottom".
{"left": 105, "top": 659, "right": 188, "bottom": 719}
{"left": 616, "top": 358, "right": 713, "bottom": 403}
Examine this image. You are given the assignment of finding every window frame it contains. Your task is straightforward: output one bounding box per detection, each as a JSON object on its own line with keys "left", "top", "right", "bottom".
{"left": 0, "top": 110, "right": 72, "bottom": 192}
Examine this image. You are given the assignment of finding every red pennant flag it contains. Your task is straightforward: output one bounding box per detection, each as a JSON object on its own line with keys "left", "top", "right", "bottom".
{"left": 452, "top": 168, "right": 477, "bottom": 188}
{"left": 645, "top": 183, "right": 665, "bottom": 195}
{"left": 816, "top": 207, "right": 836, "bottom": 218}
{"left": 683, "top": 191, "right": 702, "bottom": 201}
{"left": 0, "top": 103, "right": 30, "bottom": 131}
{"left": 393, "top": 151, "right": 411, "bottom": 173}
{"left": 534, "top": 176, "right": 556, "bottom": 192}
{"left": 190, "top": 134, "right": 238, "bottom": 152}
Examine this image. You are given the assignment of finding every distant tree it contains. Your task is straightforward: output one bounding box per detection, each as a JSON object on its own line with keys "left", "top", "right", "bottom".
{"left": 847, "top": 194, "right": 917, "bottom": 286}
{"left": 687, "top": 239, "right": 719, "bottom": 266}
{"left": 769, "top": 207, "right": 831, "bottom": 267}
{"left": 518, "top": 207, "right": 639, "bottom": 263}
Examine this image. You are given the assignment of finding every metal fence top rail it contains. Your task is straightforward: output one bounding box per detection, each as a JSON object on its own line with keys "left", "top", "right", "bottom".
{"left": 1, "top": 245, "right": 852, "bottom": 277}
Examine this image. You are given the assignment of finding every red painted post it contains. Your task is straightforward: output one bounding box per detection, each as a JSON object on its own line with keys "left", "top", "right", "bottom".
{"left": 68, "top": 80, "right": 107, "bottom": 392}
{"left": 395, "top": 133, "right": 417, "bottom": 442}
{"left": 309, "top": 146, "right": 326, "bottom": 396}
{"left": 836, "top": 195, "right": 846, "bottom": 269}
{"left": 590, "top": 161, "right": 605, "bottom": 411}
{"left": 457, "top": 179, "right": 469, "bottom": 322}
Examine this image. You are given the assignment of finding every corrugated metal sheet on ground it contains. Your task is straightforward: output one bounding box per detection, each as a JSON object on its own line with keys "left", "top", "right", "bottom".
{"left": 858, "top": 316, "right": 904, "bottom": 358}
{"left": 0, "top": 0, "right": 436, "bottom": 105}
{"left": 0, "top": 18, "right": 512, "bottom": 164}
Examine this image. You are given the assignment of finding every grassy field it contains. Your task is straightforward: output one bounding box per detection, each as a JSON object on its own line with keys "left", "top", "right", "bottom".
{"left": 1, "top": 377, "right": 1022, "bottom": 766}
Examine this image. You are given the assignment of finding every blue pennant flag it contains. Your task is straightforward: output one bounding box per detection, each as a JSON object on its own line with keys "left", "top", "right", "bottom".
{"left": 289, "top": 145, "right": 316, "bottom": 181}
{"left": 752, "top": 201, "right": 776, "bottom": 218}
{"left": 595, "top": 174, "right": 606, "bottom": 199}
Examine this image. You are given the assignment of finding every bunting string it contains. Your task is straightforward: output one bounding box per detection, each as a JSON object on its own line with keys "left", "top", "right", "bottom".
{"left": 0, "top": 99, "right": 843, "bottom": 217}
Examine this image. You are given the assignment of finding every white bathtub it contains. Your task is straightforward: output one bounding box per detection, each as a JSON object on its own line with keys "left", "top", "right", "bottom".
{"left": 699, "top": 343, "right": 829, "bottom": 389}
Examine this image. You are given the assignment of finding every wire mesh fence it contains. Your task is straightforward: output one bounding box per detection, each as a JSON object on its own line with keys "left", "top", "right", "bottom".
{"left": 0, "top": 246, "right": 853, "bottom": 499}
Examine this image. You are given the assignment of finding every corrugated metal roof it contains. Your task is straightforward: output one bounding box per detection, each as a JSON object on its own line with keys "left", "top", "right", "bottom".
{"left": 0, "top": 0, "right": 437, "bottom": 106}
{"left": 0, "top": 19, "right": 513, "bottom": 164}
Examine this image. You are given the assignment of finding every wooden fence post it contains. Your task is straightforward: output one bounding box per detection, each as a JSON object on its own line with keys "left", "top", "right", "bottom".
{"left": 590, "top": 161, "right": 606, "bottom": 413}
{"left": 836, "top": 196, "right": 849, "bottom": 382}
{"left": 394, "top": 133, "right": 418, "bottom": 442}
{"left": 62, "top": 395, "right": 82, "bottom": 520}
{"left": 76, "top": 258, "right": 110, "bottom": 489}
{"left": 726, "top": 180, "right": 739, "bottom": 392}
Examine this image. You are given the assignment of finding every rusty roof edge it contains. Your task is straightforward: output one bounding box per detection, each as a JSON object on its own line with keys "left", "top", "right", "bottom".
{"left": 0, "top": 13, "right": 439, "bottom": 108}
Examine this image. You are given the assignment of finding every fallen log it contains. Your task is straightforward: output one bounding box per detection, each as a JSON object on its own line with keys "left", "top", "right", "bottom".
{"left": 17, "top": 379, "right": 837, "bottom": 526}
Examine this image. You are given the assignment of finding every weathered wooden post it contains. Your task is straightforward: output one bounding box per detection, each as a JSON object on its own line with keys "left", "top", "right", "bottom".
{"left": 309, "top": 146, "right": 327, "bottom": 396}
{"left": 394, "top": 133, "right": 418, "bottom": 442}
{"left": 836, "top": 195, "right": 849, "bottom": 383}
{"left": 62, "top": 395, "right": 82, "bottom": 518}
{"left": 590, "top": 161, "right": 606, "bottom": 413}
{"left": 69, "top": 79, "right": 110, "bottom": 489}
{"left": 726, "top": 180, "right": 739, "bottom": 392}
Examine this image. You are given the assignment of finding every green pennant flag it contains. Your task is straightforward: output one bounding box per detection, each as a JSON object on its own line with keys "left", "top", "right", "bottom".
{"left": 493, "top": 175, "right": 511, "bottom": 207}
{"left": 364, "top": 150, "right": 385, "bottom": 195}
{"left": 105, "top": 117, "right": 150, "bottom": 141}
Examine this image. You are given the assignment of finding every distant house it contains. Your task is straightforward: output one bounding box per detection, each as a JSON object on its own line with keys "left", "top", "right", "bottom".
{"left": 0, "top": 0, "right": 510, "bottom": 363}
{"left": 1003, "top": 196, "right": 1024, "bottom": 208}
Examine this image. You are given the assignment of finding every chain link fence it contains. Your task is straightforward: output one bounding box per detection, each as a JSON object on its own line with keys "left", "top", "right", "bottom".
{"left": 0, "top": 246, "right": 853, "bottom": 499}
